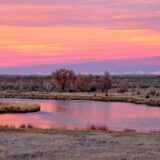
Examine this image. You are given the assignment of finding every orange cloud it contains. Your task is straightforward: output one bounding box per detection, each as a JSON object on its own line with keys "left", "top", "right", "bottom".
{"left": 0, "top": 26, "right": 160, "bottom": 67}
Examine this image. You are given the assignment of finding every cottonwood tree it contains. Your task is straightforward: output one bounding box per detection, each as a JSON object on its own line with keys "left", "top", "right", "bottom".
{"left": 75, "top": 74, "right": 92, "bottom": 92}
{"left": 100, "top": 71, "right": 112, "bottom": 92}
{"left": 52, "top": 68, "right": 76, "bottom": 92}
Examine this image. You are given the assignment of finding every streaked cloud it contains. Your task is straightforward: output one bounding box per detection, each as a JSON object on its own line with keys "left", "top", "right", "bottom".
{"left": 0, "top": 26, "right": 160, "bottom": 68}
{"left": 0, "top": 56, "right": 160, "bottom": 75}
{"left": 0, "top": 0, "right": 159, "bottom": 30}
{"left": 0, "top": 0, "right": 159, "bottom": 74}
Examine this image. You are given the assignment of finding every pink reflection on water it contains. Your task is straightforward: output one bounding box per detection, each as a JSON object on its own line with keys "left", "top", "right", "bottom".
{"left": 0, "top": 99, "right": 160, "bottom": 131}
{"left": 40, "top": 103, "right": 58, "bottom": 112}
{"left": 40, "top": 102, "right": 67, "bottom": 113}
{"left": 0, "top": 114, "right": 54, "bottom": 128}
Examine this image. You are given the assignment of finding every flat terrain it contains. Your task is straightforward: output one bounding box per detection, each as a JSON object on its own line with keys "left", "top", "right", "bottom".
{"left": 0, "top": 129, "right": 160, "bottom": 160}
{"left": 0, "top": 90, "right": 160, "bottom": 107}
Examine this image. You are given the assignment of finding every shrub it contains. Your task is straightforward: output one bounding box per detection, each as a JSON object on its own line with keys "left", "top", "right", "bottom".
{"left": 150, "top": 89, "right": 156, "bottom": 96}
{"left": 137, "top": 91, "right": 141, "bottom": 95}
{"left": 118, "top": 80, "right": 128, "bottom": 93}
{"left": 0, "top": 125, "right": 15, "bottom": 129}
{"left": 87, "top": 125, "right": 97, "bottom": 130}
{"left": 145, "top": 93, "right": 150, "bottom": 99}
{"left": 27, "top": 124, "right": 34, "bottom": 129}
{"left": 87, "top": 125, "right": 109, "bottom": 131}
{"left": 124, "top": 129, "right": 136, "bottom": 132}
{"left": 20, "top": 124, "right": 26, "bottom": 128}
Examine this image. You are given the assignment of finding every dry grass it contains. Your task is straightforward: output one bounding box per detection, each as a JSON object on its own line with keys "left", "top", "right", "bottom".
{"left": 0, "top": 88, "right": 160, "bottom": 107}
{"left": 0, "top": 128, "right": 160, "bottom": 160}
{"left": 0, "top": 102, "right": 40, "bottom": 113}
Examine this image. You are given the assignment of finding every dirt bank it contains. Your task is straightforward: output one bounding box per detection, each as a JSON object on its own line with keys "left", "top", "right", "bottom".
{"left": 0, "top": 129, "right": 160, "bottom": 160}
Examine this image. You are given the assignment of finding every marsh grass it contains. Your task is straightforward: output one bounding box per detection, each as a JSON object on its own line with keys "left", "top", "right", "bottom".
{"left": 87, "top": 125, "right": 110, "bottom": 131}
{"left": 19, "top": 124, "right": 35, "bottom": 129}
{"left": 0, "top": 102, "right": 40, "bottom": 113}
{"left": 0, "top": 123, "right": 36, "bottom": 129}
{"left": 0, "top": 91, "right": 160, "bottom": 107}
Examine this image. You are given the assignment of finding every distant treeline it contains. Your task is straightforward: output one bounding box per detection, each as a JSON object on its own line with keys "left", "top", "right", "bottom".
{"left": 0, "top": 68, "right": 111, "bottom": 92}
{"left": 0, "top": 69, "right": 159, "bottom": 92}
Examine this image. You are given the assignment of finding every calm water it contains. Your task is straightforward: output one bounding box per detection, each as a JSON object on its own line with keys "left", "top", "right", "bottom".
{"left": 0, "top": 98, "right": 160, "bottom": 131}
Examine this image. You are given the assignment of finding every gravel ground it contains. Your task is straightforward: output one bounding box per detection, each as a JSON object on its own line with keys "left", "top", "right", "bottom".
{"left": 0, "top": 129, "right": 160, "bottom": 160}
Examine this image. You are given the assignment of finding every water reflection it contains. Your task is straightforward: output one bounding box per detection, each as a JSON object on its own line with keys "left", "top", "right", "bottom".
{"left": 0, "top": 98, "right": 160, "bottom": 131}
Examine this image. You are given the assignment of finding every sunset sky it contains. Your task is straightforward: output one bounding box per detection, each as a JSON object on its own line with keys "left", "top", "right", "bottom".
{"left": 0, "top": 0, "right": 160, "bottom": 74}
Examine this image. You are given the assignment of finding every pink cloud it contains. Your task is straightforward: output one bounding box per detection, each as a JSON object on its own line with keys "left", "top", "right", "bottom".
{"left": 0, "top": 0, "right": 159, "bottom": 73}
{"left": 0, "top": 1, "right": 159, "bottom": 30}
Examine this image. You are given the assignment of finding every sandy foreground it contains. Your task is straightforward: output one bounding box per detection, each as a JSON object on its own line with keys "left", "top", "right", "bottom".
{"left": 0, "top": 129, "right": 160, "bottom": 160}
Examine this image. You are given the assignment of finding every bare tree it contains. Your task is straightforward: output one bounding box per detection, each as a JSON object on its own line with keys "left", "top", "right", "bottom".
{"left": 100, "top": 71, "right": 112, "bottom": 92}
{"left": 75, "top": 74, "right": 91, "bottom": 92}
{"left": 52, "top": 68, "right": 76, "bottom": 92}
{"left": 18, "top": 78, "right": 25, "bottom": 92}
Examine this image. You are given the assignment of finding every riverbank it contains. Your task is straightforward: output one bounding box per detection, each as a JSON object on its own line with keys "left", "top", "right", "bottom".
{"left": 0, "top": 128, "right": 160, "bottom": 160}
{"left": 0, "top": 102, "right": 40, "bottom": 113}
{"left": 0, "top": 91, "right": 160, "bottom": 107}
